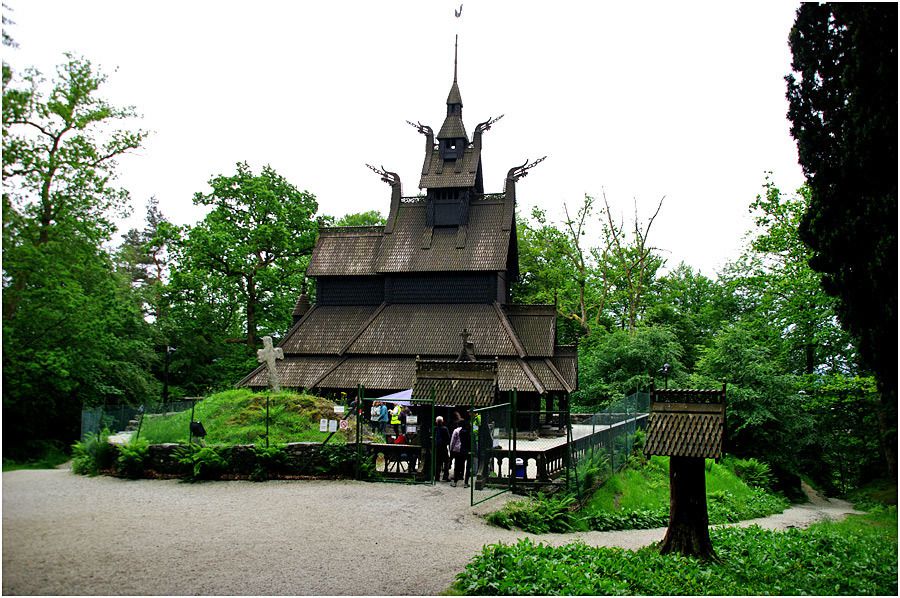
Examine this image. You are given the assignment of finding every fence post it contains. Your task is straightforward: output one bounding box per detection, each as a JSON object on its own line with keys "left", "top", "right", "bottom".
{"left": 510, "top": 389, "right": 517, "bottom": 492}
{"left": 265, "top": 394, "right": 270, "bottom": 449}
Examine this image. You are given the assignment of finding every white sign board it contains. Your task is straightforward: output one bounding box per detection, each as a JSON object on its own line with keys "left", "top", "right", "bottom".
{"left": 333, "top": 405, "right": 345, "bottom": 414}
{"left": 319, "top": 419, "right": 328, "bottom": 432}
{"left": 407, "top": 425, "right": 417, "bottom": 434}
{"left": 406, "top": 415, "right": 418, "bottom": 425}
{"left": 328, "top": 420, "right": 338, "bottom": 432}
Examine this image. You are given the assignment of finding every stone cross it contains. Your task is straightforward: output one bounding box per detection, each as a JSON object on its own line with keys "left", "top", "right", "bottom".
{"left": 257, "top": 335, "right": 284, "bottom": 392}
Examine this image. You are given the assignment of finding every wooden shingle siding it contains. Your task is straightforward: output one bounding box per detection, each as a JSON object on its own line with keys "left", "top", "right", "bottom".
{"left": 316, "top": 356, "right": 416, "bottom": 389}
{"left": 644, "top": 388, "right": 726, "bottom": 459}
{"left": 385, "top": 273, "right": 496, "bottom": 303}
{"left": 376, "top": 202, "right": 511, "bottom": 272}
{"left": 346, "top": 304, "right": 519, "bottom": 356}
{"left": 280, "top": 306, "right": 380, "bottom": 354}
{"left": 644, "top": 412, "right": 724, "bottom": 459}
{"left": 316, "top": 276, "right": 385, "bottom": 305}
{"left": 419, "top": 147, "right": 480, "bottom": 189}
{"left": 506, "top": 310, "right": 556, "bottom": 357}
{"left": 307, "top": 227, "right": 383, "bottom": 276}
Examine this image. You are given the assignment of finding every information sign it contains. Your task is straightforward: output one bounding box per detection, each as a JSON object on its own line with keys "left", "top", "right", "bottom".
{"left": 333, "top": 406, "right": 345, "bottom": 414}
{"left": 319, "top": 419, "right": 328, "bottom": 432}
{"left": 328, "top": 420, "right": 338, "bottom": 432}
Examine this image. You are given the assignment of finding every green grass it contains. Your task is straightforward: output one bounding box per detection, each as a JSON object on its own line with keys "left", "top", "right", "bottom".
{"left": 457, "top": 507, "right": 898, "bottom": 595}
{"left": 138, "top": 389, "right": 363, "bottom": 446}
{"left": 847, "top": 477, "right": 898, "bottom": 510}
{"left": 487, "top": 456, "right": 789, "bottom": 533}
{"left": 2, "top": 444, "right": 69, "bottom": 471}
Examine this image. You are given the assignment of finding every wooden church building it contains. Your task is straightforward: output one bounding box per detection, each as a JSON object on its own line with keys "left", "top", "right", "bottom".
{"left": 240, "top": 49, "right": 577, "bottom": 416}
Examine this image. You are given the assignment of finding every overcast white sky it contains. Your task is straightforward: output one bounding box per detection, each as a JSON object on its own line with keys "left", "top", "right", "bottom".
{"left": 5, "top": 0, "right": 806, "bottom": 277}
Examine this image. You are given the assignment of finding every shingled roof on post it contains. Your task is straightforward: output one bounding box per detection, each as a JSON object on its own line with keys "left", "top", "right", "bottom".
{"left": 644, "top": 387, "right": 726, "bottom": 460}
{"left": 412, "top": 359, "right": 497, "bottom": 407}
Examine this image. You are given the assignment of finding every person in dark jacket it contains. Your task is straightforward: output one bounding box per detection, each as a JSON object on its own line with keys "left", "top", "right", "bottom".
{"left": 449, "top": 420, "right": 471, "bottom": 488}
{"left": 433, "top": 416, "right": 451, "bottom": 482}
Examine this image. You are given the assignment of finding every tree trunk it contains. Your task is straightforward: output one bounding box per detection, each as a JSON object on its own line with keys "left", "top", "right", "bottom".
{"left": 660, "top": 456, "right": 716, "bottom": 560}
{"left": 246, "top": 278, "right": 257, "bottom": 347}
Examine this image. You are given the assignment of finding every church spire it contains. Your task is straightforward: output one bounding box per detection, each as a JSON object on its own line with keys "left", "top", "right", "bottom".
{"left": 438, "top": 35, "right": 467, "bottom": 156}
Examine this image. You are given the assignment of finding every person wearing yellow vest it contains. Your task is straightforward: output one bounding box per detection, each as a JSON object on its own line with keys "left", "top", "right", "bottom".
{"left": 390, "top": 403, "right": 402, "bottom": 435}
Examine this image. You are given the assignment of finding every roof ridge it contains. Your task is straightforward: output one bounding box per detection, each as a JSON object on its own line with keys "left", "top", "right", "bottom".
{"left": 338, "top": 303, "right": 388, "bottom": 355}
{"left": 493, "top": 301, "right": 528, "bottom": 358}
{"left": 517, "top": 358, "right": 545, "bottom": 395}
{"left": 543, "top": 357, "right": 573, "bottom": 394}
{"left": 308, "top": 356, "right": 348, "bottom": 389}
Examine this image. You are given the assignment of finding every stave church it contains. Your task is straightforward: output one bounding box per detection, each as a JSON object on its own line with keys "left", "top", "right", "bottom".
{"left": 239, "top": 43, "right": 576, "bottom": 421}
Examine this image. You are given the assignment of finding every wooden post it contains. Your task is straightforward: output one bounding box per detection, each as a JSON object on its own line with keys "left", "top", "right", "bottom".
{"left": 660, "top": 456, "right": 715, "bottom": 560}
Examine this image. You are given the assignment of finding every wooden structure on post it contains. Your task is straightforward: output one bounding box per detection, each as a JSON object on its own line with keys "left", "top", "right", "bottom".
{"left": 644, "top": 385, "right": 726, "bottom": 560}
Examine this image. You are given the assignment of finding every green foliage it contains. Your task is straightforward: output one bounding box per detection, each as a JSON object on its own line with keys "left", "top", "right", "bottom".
{"left": 721, "top": 456, "right": 774, "bottom": 491}
{"left": 581, "top": 456, "right": 787, "bottom": 531}
{"left": 573, "top": 326, "right": 683, "bottom": 407}
{"left": 329, "top": 210, "right": 385, "bottom": 227}
{"left": 176, "top": 445, "right": 229, "bottom": 481}
{"left": 71, "top": 432, "right": 116, "bottom": 476}
{"left": 2, "top": 442, "right": 69, "bottom": 471}
{"left": 249, "top": 444, "right": 287, "bottom": 482}
{"left": 115, "top": 438, "right": 149, "bottom": 479}
{"left": 485, "top": 492, "right": 580, "bottom": 534}
{"left": 847, "top": 478, "right": 898, "bottom": 511}
{"left": 457, "top": 509, "right": 898, "bottom": 595}
{"left": 787, "top": 4, "right": 897, "bottom": 429}
{"left": 2, "top": 54, "right": 156, "bottom": 455}
{"left": 139, "top": 389, "right": 358, "bottom": 446}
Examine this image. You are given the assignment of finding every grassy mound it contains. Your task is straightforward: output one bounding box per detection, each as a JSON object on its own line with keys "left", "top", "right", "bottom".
{"left": 487, "top": 456, "right": 788, "bottom": 533}
{"left": 139, "top": 389, "right": 366, "bottom": 445}
{"left": 458, "top": 508, "right": 897, "bottom": 595}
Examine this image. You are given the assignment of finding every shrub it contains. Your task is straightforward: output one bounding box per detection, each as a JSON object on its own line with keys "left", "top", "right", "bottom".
{"left": 176, "top": 445, "right": 229, "bottom": 481}
{"left": 486, "top": 492, "right": 579, "bottom": 533}
{"left": 71, "top": 432, "right": 116, "bottom": 476}
{"left": 457, "top": 510, "right": 898, "bottom": 595}
{"left": 116, "top": 439, "right": 150, "bottom": 479}
{"left": 723, "top": 456, "right": 774, "bottom": 491}
{"left": 249, "top": 444, "right": 287, "bottom": 482}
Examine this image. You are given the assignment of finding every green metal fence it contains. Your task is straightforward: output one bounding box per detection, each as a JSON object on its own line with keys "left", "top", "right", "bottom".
{"left": 470, "top": 400, "right": 515, "bottom": 506}
{"left": 569, "top": 391, "right": 650, "bottom": 498}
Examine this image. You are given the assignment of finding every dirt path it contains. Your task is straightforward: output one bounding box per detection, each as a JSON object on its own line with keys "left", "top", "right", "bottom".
{"left": 2, "top": 467, "right": 862, "bottom": 596}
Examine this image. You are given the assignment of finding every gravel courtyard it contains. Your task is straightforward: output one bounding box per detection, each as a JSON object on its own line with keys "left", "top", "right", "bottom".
{"left": 3, "top": 466, "right": 860, "bottom": 595}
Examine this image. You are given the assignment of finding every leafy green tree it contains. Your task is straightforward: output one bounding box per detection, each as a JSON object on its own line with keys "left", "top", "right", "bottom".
{"left": 693, "top": 323, "right": 814, "bottom": 478}
{"left": 174, "top": 162, "right": 319, "bottom": 348}
{"left": 332, "top": 210, "right": 385, "bottom": 227}
{"left": 574, "top": 325, "right": 684, "bottom": 408}
{"left": 646, "top": 263, "right": 736, "bottom": 371}
{"left": 2, "top": 54, "right": 155, "bottom": 455}
{"left": 161, "top": 163, "right": 319, "bottom": 393}
{"left": 786, "top": 3, "right": 897, "bottom": 473}
{"left": 723, "top": 179, "right": 855, "bottom": 376}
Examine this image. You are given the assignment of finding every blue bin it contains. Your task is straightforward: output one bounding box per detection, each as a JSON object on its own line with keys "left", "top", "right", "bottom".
{"left": 515, "top": 458, "right": 526, "bottom": 478}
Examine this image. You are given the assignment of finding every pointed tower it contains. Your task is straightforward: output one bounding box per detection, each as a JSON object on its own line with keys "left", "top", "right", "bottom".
{"left": 419, "top": 36, "right": 484, "bottom": 229}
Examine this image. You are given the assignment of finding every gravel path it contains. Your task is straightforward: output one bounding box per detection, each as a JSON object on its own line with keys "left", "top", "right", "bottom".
{"left": 2, "top": 466, "right": 861, "bottom": 596}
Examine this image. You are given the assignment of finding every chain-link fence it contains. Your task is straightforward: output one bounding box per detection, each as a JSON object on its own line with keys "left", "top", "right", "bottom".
{"left": 470, "top": 402, "right": 514, "bottom": 506}
{"left": 569, "top": 391, "right": 650, "bottom": 498}
{"left": 81, "top": 400, "right": 198, "bottom": 441}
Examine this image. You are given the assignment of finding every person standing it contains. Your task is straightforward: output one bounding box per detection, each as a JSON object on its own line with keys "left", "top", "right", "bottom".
{"left": 369, "top": 401, "right": 380, "bottom": 432}
{"left": 378, "top": 401, "right": 389, "bottom": 435}
{"left": 389, "top": 403, "right": 402, "bottom": 436}
{"left": 449, "top": 420, "right": 471, "bottom": 488}
{"left": 433, "top": 416, "right": 451, "bottom": 482}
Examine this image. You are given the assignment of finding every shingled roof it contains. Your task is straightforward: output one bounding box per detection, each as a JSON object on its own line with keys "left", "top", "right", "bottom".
{"left": 418, "top": 145, "right": 480, "bottom": 189}
{"left": 377, "top": 199, "right": 512, "bottom": 272}
{"left": 412, "top": 359, "right": 497, "bottom": 407}
{"left": 307, "top": 226, "right": 383, "bottom": 277}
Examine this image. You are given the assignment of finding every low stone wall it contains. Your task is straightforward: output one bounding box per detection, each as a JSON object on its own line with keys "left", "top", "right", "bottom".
{"left": 113, "top": 442, "right": 364, "bottom": 480}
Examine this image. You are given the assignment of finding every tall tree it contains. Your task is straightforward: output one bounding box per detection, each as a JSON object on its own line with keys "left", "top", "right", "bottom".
{"left": 786, "top": 3, "right": 897, "bottom": 474}
{"left": 172, "top": 162, "right": 319, "bottom": 349}
{"left": 2, "top": 54, "right": 155, "bottom": 454}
